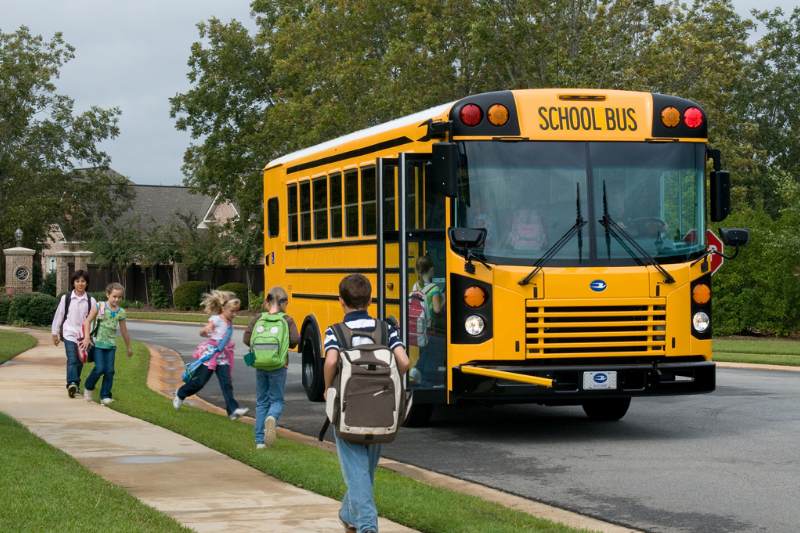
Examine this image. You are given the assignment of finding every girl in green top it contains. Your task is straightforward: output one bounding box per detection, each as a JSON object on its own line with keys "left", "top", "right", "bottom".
{"left": 79, "top": 283, "right": 133, "bottom": 405}
{"left": 410, "top": 256, "right": 446, "bottom": 388}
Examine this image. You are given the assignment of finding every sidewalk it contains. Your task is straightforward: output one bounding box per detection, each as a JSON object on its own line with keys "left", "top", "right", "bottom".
{"left": 0, "top": 325, "right": 639, "bottom": 533}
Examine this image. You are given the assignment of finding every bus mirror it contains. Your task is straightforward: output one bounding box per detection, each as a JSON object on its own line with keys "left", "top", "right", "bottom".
{"left": 448, "top": 227, "right": 486, "bottom": 248}
{"left": 432, "top": 142, "right": 458, "bottom": 198}
{"left": 719, "top": 228, "right": 750, "bottom": 247}
{"left": 710, "top": 170, "right": 730, "bottom": 222}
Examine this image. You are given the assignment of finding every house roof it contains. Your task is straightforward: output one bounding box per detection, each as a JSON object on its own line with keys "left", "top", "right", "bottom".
{"left": 124, "top": 184, "right": 217, "bottom": 229}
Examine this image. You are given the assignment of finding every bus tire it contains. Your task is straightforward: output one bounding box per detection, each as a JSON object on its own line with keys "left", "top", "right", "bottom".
{"left": 402, "top": 403, "right": 434, "bottom": 427}
{"left": 300, "top": 320, "right": 325, "bottom": 402}
{"left": 582, "top": 397, "right": 631, "bottom": 421}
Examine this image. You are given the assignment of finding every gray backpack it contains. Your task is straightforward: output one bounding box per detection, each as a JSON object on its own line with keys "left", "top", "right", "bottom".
{"left": 321, "top": 321, "right": 412, "bottom": 444}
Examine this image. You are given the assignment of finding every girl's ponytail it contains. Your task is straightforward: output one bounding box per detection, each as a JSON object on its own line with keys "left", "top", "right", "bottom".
{"left": 201, "top": 290, "right": 240, "bottom": 315}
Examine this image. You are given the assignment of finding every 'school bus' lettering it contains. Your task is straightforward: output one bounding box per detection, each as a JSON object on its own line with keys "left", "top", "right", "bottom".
{"left": 537, "top": 106, "right": 638, "bottom": 132}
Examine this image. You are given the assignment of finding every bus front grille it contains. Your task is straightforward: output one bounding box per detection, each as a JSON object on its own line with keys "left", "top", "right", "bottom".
{"left": 525, "top": 298, "right": 667, "bottom": 357}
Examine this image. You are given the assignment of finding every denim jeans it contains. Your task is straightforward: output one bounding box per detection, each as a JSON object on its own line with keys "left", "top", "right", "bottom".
{"left": 254, "top": 367, "right": 287, "bottom": 444}
{"left": 85, "top": 347, "right": 116, "bottom": 399}
{"left": 64, "top": 340, "right": 83, "bottom": 389}
{"left": 418, "top": 334, "right": 446, "bottom": 387}
{"left": 335, "top": 435, "right": 382, "bottom": 533}
{"left": 177, "top": 364, "right": 240, "bottom": 416}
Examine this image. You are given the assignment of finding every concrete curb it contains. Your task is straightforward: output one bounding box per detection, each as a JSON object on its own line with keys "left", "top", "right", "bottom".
{"left": 716, "top": 361, "right": 800, "bottom": 373}
{"left": 147, "top": 342, "right": 640, "bottom": 533}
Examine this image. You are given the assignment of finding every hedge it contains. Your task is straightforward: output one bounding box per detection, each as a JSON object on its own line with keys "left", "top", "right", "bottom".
{"left": 173, "top": 281, "right": 212, "bottom": 311}
{"left": 217, "top": 283, "right": 248, "bottom": 309}
{"left": 0, "top": 296, "right": 13, "bottom": 324}
{"left": 8, "top": 293, "right": 60, "bottom": 327}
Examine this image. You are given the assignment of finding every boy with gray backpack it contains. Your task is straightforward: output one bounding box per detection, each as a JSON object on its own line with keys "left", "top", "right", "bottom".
{"left": 243, "top": 286, "right": 300, "bottom": 448}
{"left": 323, "top": 274, "right": 409, "bottom": 533}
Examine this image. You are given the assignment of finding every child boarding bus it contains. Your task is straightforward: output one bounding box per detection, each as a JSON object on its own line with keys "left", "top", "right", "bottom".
{"left": 262, "top": 89, "right": 750, "bottom": 426}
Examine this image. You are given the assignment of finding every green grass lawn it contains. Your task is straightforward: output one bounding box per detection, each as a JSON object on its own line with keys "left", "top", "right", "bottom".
{"left": 101, "top": 339, "right": 597, "bottom": 533}
{"left": 0, "top": 412, "right": 194, "bottom": 533}
{"left": 0, "top": 330, "right": 37, "bottom": 365}
{"left": 713, "top": 338, "right": 800, "bottom": 366}
{"left": 125, "top": 311, "right": 252, "bottom": 326}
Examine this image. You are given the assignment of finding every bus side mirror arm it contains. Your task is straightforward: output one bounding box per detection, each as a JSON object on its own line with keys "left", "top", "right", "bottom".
{"left": 432, "top": 142, "right": 458, "bottom": 198}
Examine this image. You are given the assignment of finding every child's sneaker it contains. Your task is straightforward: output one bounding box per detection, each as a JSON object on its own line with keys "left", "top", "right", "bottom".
{"left": 229, "top": 407, "right": 249, "bottom": 420}
{"left": 173, "top": 390, "right": 183, "bottom": 410}
{"left": 264, "top": 416, "right": 277, "bottom": 446}
{"left": 68, "top": 384, "right": 77, "bottom": 398}
{"left": 84, "top": 388, "right": 93, "bottom": 402}
{"left": 256, "top": 444, "right": 267, "bottom": 449}
{"left": 100, "top": 398, "right": 115, "bottom": 406}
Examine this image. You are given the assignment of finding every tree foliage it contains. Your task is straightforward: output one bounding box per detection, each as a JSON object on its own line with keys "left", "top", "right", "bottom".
{"left": 171, "top": 2, "right": 800, "bottom": 334}
{"left": 0, "top": 27, "right": 133, "bottom": 253}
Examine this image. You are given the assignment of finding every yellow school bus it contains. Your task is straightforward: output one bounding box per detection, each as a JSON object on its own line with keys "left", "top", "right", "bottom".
{"left": 262, "top": 89, "right": 749, "bottom": 425}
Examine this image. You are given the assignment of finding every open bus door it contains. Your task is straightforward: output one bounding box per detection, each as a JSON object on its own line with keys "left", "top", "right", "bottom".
{"left": 377, "top": 154, "right": 448, "bottom": 426}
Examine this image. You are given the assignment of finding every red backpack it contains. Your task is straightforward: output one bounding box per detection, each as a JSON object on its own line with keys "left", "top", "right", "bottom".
{"left": 408, "top": 281, "right": 437, "bottom": 347}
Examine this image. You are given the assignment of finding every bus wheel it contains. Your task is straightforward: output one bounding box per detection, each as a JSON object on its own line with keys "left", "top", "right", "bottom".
{"left": 582, "top": 398, "right": 631, "bottom": 421}
{"left": 301, "top": 325, "right": 324, "bottom": 402}
{"left": 403, "top": 403, "right": 434, "bottom": 427}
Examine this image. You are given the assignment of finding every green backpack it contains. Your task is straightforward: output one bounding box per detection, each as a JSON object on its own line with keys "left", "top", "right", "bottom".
{"left": 244, "top": 312, "right": 290, "bottom": 371}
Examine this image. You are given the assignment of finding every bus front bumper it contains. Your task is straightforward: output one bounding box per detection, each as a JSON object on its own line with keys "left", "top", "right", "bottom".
{"left": 451, "top": 360, "right": 715, "bottom": 404}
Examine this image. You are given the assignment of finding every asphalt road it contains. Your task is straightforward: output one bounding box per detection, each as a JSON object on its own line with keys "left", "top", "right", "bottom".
{"left": 126, "top": 319, "right": 800, "bottom": 533}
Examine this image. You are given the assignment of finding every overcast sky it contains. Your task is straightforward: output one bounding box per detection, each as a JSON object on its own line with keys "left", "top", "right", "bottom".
{"left": 4, "top": 0, "right": 794, "bottom": 186}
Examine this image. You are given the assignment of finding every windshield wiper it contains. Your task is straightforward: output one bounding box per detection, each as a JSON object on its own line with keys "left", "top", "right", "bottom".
{"left": 519, "top": 183, "right": 586, "bottom": 286}
{"left": 599, "top": 181, "right": 676, "bottom": 284}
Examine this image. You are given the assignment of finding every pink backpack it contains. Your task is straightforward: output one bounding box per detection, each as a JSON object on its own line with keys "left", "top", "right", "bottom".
{"left": 408, "top": 281, "right": 437, "bottom": 347}
{"left": 508, "top": 210, "right": 547, "bottom": 250}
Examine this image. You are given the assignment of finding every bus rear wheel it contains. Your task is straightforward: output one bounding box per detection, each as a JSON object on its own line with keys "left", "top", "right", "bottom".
{"left": 301, "top": 325, "right": 324, "bottom": 402}
{"left": 582, "top": 398, "right": 631, "bottom": 421}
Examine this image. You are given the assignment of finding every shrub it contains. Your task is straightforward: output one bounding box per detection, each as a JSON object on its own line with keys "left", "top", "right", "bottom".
{"left": 217, "top": 283, "right": 248, "bottom": 309}
{"left": 249, "top": 290, "right": 265, "bottom": 312}
{"left": 89, "top": 291, "right": 108, "bottom": 302}
{"left": 149, "top": 278, "right": 169, "bottom": 309}
{"left": 173, "top": 281, "right": 211, "bottom": 311}
{"left": 32, "top": 262, "right": 43, "bottom": 291}
{"left": 8, "top": 292, "right": 60, "bottom": 327}
{"left": 0, "top": 295, "right": 14, "bottom": 324}
{"left": 122, "top": 300, "right": 143, "bottom": 309}
{"left": 40, "top": 270, "right": 57, "bottom": 297}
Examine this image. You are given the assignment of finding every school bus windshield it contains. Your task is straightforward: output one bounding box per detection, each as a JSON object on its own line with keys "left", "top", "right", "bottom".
{"left": 455, "top": 141, "right": 708, "bottom": 266}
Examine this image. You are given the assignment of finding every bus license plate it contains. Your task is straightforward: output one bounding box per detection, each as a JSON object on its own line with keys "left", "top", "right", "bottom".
{"left": 583, "top": 371, "right": 617, "bottom": 390}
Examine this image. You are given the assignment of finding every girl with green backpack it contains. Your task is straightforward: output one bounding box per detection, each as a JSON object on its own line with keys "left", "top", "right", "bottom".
{"left": 243, "top": 286, "right": 300, "bottom": 448}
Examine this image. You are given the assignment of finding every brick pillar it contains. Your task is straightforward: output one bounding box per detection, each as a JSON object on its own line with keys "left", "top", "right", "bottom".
{"left": 3, "top": 247, "right": 35, "bottom": 296}
{"left": 72, "top": 252, "right": 93, "bottom": 273}
{"left": 55, "top": 251, "right": 74, "bottom": 296}
{"left": 173, "top": 262, "right": 188, "bottom": 292}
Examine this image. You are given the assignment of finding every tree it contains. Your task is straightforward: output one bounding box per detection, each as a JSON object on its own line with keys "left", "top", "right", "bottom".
{"left": 169, "top": 213, "right": 227, "bottom": 285}
{"left": 223, "top": 219, "right": 263, "bottom": 294}
{"left": 0, "top": 27, "right": 133, "bottom": 255}
{"left": 86, "top": 216, "right": 143, "bottom": 289}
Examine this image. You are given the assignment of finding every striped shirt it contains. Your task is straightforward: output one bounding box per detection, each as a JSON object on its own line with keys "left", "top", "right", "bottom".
{"left": 324, "top": 310, "right": 404, "bottom": 353}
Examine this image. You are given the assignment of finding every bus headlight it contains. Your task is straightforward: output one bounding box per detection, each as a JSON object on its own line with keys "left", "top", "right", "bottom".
{"left": 465, "top": 315, "right": 485, "bottom": 336}
{"left": 693, "top": 312, "right": 710, "bottom": 333}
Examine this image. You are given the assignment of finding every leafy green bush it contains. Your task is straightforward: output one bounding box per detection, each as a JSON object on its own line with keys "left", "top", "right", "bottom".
{"left": 217, "top": 283, "right": 248, "bottom": 309}
{"left": 173, "top": 281, "right": 211, "bottom": 311}
{"left": 0, "top": 295, "right": 14, "bottom": 324}
{"left": 149, "top": 278, "right": 169, "bottom": 309}
{"left": 40, "top": 270, "right": 57, "bottom": 297}
{"left": 122, "top": 300, "right": 143, "bottom": 309}
{"left": 89, "top": 291, "right": 108, "bottom": 302}
{"left": 8, "top": 292, "right": 60, "bottom": 327}
{"left": 249, "top": 290, "right": 265, "bottom": 312}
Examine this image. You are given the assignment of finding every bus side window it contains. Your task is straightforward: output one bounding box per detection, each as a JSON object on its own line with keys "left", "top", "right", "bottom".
{"left": 345, "top": 170, "right": 359, "bottom": 237}
{"left": 330, "top": 172, "right": 343, "bottom": 239}
{"left": 287, "top": 183, "right": 298, "bottom": 243}
{"left": 384, "top": 165, "right": 397, "bottom": 231}
{"left": 267, "top": 196, "right": 279, "bottom": 238}
{"left": 300, "top": 180, "right": 311, "bottom": 241}
{"left": 313, "top": 177, "right": 328, "bottom": 240}
{"left": 362, "top": 166, "right": 377, "bottom": 236}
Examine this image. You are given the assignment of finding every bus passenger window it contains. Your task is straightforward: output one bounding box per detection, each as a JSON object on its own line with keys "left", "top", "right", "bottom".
{"left": 313, "top": 177, "right": 328, "bottom": 240}
{"left": 361, "top": 166, "right": 376, "bottom": 236}
{"left": 267, "top": 197, "right": 279, "bottom": 238}
{"left": 300, "top": 181, "right": 311, "bottom": 241}
{"left": 345, "top": 170, "right": 359, "bottom": 237}
{"left": 287, "top": 184, "right": 298, "bottom": 243}
{"left": 330, "top": 172, "right": 343, "bottom": 238}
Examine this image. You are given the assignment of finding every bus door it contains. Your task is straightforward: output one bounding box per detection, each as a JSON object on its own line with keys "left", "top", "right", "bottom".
{"left": 377, "top": 154, "right": 448, "bottom": 400}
